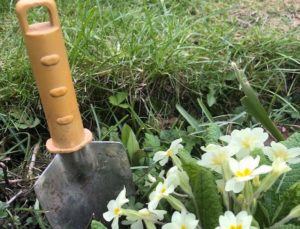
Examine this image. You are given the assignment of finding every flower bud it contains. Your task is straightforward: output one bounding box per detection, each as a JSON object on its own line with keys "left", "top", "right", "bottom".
{"left": 271, "top": 159, "right": 291, "bottom": 176}
{"left": 287, "top": 205, "right": 300, "bottom": 220}
{"left": 237, "top": 194, "right": 245, "bottom": 205}
{"left": 166, "top": 195, "right": 186, "bottom": 211}
{"left": 254, "top": 159, "right": 291, "bottom": 198}
{"left": 252, "top": 176, "right": 260, "bottom": 187}
{"left": 171, "top": 155, "right": 182, "bottom": 168}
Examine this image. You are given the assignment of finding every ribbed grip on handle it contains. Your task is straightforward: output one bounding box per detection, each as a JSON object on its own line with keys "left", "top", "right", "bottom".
{"left": 16, "top": 0, "right": 92, "bottom": 153}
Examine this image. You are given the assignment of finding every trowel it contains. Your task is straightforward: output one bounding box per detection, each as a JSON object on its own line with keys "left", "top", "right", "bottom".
{"left": 16, "top": 0, "right": 134, "bottom": 228}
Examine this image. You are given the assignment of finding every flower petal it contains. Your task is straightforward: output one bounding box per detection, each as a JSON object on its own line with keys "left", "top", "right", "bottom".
{"left": 220, "top": 135, "right": 231, "bottom": 143}
{"left": 153, "top": 151, "right": 167, "bottom": 162}
{"left": 253, "top": 165, "right": 272, "bottom": 176}
{"left": 159, "top": 157, "right": 169, "bottom": 166}
{"left": 228, "top": 158, "right": 239, "bottom": 173}
{"left": 225, "top": 178, "right": 244, "bottom": 193}
{"left": 170, "top": 138, "right": 183, "bottom": 148}
{"left": 162, "top": 223, "right": 178, "bottom": 229}
{"left": 112, "top": 217, "right": 119, "bottom": 229}
{"left": 219, "top": 215, "right": 231, "bottom": 229}
{"left": 103, "top": 211, "right": 115, "bottom": 222}
{"left": 289, "top": 148, "right": 300, "bottom": 158}
{"left": 171, "top": 211, "right": 182, "bottom": 224}
{"left": 288, "top": 157, "right": 300, "bottom": 164}
{"left": 148, "top": 198, "right": 160, "bottom": 211}
{"left": 130, "top": 220, "right": 143, "bottom": 229}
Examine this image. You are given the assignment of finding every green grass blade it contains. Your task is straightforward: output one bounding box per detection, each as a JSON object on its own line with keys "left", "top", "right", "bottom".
{"left": 90, "top": 104, "right": 101, "bottom": 140}
{"left": 176, "top": 104, "right": 200, "bottom": 131}
{"left": 232, "top": 63, "right": 285, "bottom": 141}
{"left": 34, "top": 200, "right": 47, "bottom": 229}
{"left": 197, "top": 98, "right": 214, "bottom": 123}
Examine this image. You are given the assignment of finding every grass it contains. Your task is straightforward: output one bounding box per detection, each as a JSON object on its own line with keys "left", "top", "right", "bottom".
{"left": 0, "top": 0, "right": 299, "bottom": 227}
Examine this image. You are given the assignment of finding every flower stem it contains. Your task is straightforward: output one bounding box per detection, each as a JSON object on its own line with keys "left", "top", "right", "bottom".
{"left": 221, "top": 162, "right": 232, "bottom": 210}
{"left": 242, "top": 181, "right": 253, "bottom": 212}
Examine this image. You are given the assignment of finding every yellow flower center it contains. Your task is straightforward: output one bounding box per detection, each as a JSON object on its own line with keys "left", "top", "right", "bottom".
{"left": 166, "top": 149, "right": 173, "bottom": 157}
{"left": 235, "top": 168, "right": 252, "bottom": 177}
{"left": 114, "top": 207, "right": 121, "bottom": 216}
{"left": 212, "top": 153, "right": 226, "bottom": 165}
{"left": 181, "top": 226, "right": 187, "bottom": 229}
{"left": 273, "top": 150, "right": 289, "bottom": 161}
{"left": 230, "top": 224, "right": 243, "bottom": 229}
{"left": 242, "top": 137, "right": 254, "bottom": 149}
{"left": 160, "top": 186, "right": 167, "bottom": 194}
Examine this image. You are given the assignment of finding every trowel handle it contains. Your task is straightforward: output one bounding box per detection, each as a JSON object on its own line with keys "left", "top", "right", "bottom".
{"left": 16, "top": 0, "right": 60, "bottom": 34}
{"left": 16, "top": 0, "right": 92, "bottom": 154}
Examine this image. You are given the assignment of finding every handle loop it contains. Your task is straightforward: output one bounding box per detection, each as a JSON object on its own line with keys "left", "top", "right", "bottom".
{"left": 16, "top": 0, "right": 59, "bottom": 34}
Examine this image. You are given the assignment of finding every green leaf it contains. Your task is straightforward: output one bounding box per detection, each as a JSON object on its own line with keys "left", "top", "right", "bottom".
{"left": 91, "top": 220, "right": 107, "bottom": 229}
{"left": 109, "top": 92, "right": 128, "bottom": 107}
{"left": 241, "top": 96, "right": 284, "bottom": 141}
{"left": 250, "top": 148, "right": 271, "bottom": 165}
{"left": 0, "top": 201, "right": 8, "bottom": 211}
{"left": 278, "top": 182, "right": 300, "bottom": 221}
{"left": 181, "top": 154, "right": 223, "bottom": 229}
{"left": 278, "top": 163, "right": 300, "bottom": 192}
{"left": 255, "top": 201, "right": 271, "bottom": 227}
{"left": 176, "top": 104, "right": 201, "bottom": 132}
{"left": 127, "top": 131, "right": 140, "bottom": 161}
{"left": 276, "top": 225, "right": 300, "bottom": 229}
{"left": 0, "top": 201, "right": 8, "bottom": 219}
{"left": 9, "top": 109, "right": 40, "bottom": 129}
{"left": 131, "top": 149, "right": 146, "bottom": 165}
{"left": 197, "top": 98, "right": 214, "bottom": 123}
{"left": 118, "top": 103, "right": 130, "bottom": 109}
{"left": 143, "top": 133, "right": 161, "bottom": 152}
{"left": 121, "top": 124, "right": 131, "bottom": 145}
{"left": 204, "top": 123, "right": 222, "bottom": 145}
{"left": 257, "top": 163, "right": 300, "bottom": 225}
{"left": 207, "top": 88, "right": 216, "bottom": 107}
{"left": 281, "top": 132, "right": 300, "bottom": 148}
{"left": 224, "top": 72, "right": 236, "bottom": 81}
{"left": 121, "top": 124, "right": 140, "bottom": 164}
{"left": 232, "top": 64, "right": 284, "bottom": 141}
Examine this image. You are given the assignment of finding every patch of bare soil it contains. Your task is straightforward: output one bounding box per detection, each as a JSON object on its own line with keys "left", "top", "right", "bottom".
{"left": 230, "top": 0, "right": 300, "bottom": 33}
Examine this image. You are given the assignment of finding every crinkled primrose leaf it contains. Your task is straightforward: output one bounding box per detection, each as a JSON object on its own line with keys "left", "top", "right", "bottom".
{"left": 281, "top": 132, "right": 300, "bottom": 148}
{"left": 91, "top": 220, "right": 107, "bottom": 229}
{"left": 180, "top": 153, "right": 222, "bottom": 229}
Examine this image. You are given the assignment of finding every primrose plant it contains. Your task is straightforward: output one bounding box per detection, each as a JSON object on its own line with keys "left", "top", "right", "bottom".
{"left": 101, "top": 127, "right": 300, "bottom": 229}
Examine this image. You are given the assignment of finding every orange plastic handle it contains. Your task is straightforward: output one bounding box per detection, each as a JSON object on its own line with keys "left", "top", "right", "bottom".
{"left": 16, "top": 0, "right": 92, "bottom": 153}
{"left": 16, "top": 0, "right": 60, "bottom": 34}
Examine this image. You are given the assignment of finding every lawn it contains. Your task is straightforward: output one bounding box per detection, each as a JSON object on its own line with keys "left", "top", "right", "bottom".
{"left": 0, "top": 0, "right": 299, "bottom": 228}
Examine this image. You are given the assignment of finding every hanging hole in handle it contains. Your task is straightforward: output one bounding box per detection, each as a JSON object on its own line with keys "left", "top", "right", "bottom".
{"left": 27, "top": 6, "right": 50, "bottom": 25}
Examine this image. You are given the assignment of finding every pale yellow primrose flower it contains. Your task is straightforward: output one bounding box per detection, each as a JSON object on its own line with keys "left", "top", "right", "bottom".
{"left": 220, "top": 128, "right": 268, "bottom": 159}
{"left": 253, "top": 159, "right": 291, "bottom": 197}
{"left": 216, "top": 179, "right": 225, "bottom": 193}
{"left": 166, "top": 166, "right": 182, "bottom": 187}
{"left": 162, "top": 210, "right": 199, "bottom": 229}
{"left": 153, "top": 138, "right": 183, "bottom": 166}
{"left": 271, "top": 158, "right": 291, "bottom": 176}
{"left": 167, "top": 166, "right": 193, "bottom": 196}
{"left": 148, "top": 166, "right": 187, "bottom": 210}
{"left": 225, "top": 156, "right": 272, "bottom": 193}
{"left": 145, "top": 170, "right": 165, "bottom": 187}
{"left": 264, "top": 142, "right": 300, "bottom": 164}
{"left": 103, "top": 187, "right": 129, "bottom": 229}
{"left": 128, "top": 208, "right": 167, "bottom": 229}
{"left": 215, "top": 211, "right": 257, "bottom": 229}
{"left": 198, "top": 144, "right": 238, "bottom": 173}
{"left": 148, "top": 181, "right": 176, "bottom": 210}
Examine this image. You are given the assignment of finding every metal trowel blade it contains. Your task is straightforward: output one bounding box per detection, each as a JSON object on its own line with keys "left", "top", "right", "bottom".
{"left": 34, "top": 141, "right": 134, "bottom": 229}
